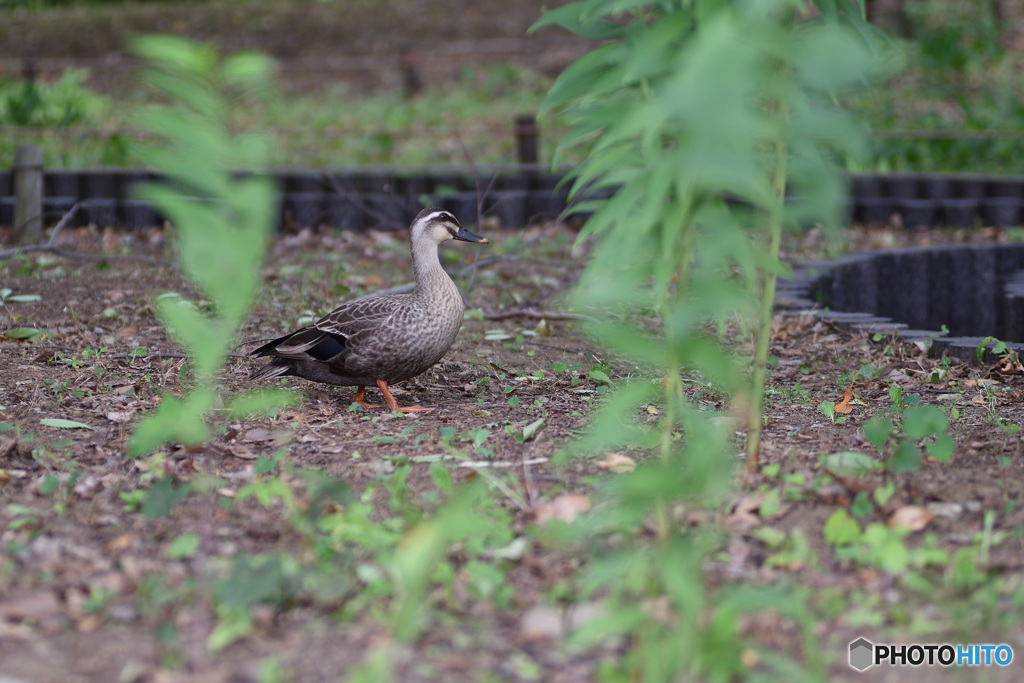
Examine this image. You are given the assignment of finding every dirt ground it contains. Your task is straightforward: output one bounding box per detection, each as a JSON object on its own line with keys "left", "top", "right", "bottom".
{"left": 0, "top": 218, "right": 599, "bottom": 682}
{"left": 1, "top": 217, "right": 1024, "bottom": 681}
{"left": 0, "top": 0, "right": 593, "bottom": 96}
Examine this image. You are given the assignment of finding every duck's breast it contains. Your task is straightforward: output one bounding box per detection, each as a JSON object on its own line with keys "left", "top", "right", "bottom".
{"left": 341, "top": 294, "right": 465, "bottom": 382}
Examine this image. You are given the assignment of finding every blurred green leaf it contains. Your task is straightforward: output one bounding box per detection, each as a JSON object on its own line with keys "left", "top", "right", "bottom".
{"left": 521, "top": 418, "right": 545, "bottom": 441}
{"left": 207, "top": 608, "right": 253, "bottom": 652}
{"left": 40, "top": 418, "right": 94, "bottom": 430}
{"left": 823, "top": 509, "right": 862, "bottom": 547}
{"left": 128, "top": 391, "right": 215, "bottom": 457}
{"left": 902, "top": 405, "right": 949, "bottom": 441}
{"left": 227, "top": 390, "right": 300, "bottom": 418}
{"left": 822, "top": 451, "right": 880, "bottom": 478}
{"left": 926, "top": 434, "right": 955, "bottom": 463}
{"left": 222, "top": 51, "right": 274, "bottom": 86}
{"left": 529, "top": 0, "right": 627, "bottom": 40}
{"left": 888, "top": 438, "right": 921, "bottom": 474}
{"left": 166, "top": 533, "right": 200, "bottom": 560}
{"left": 862, "top": 415, "right": 893, "bottom": 451}
{"left": 142, "top": 477, "right": 192, "bottom": 519}
{"left": 5, "top": 327, "right": 43, "bottom": 341}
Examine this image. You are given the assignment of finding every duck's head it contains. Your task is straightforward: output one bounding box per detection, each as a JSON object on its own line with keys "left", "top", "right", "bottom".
{"left": 411, "top": 207, "right": 489, "bottom": 246}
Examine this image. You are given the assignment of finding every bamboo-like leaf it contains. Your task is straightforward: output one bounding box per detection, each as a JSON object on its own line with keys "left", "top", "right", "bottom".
{"left": 5, "top": 327, "right": 43, "bottom": 340}
{"left": 128, "top": 391, "right": 215, "bottom": 457}
{"left": 227, "top": 390, "right": 301, "bottom": 418}
{"left": 572, "top": 382, "right": 659, "bottom": 454}
{"left": 539, "top": 44, "right": 625, "bottom": 115}
{"left": 529, "top": 0, "right": 627, "bottom": 40}
{"left": 5, "top": 294, "right": 41, "bottom": 303}
{"left": 40, "top": 418, "right": 95, "bottom": 430}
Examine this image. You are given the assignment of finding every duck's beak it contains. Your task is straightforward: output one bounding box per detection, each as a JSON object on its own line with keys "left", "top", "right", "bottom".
{"left": 454, "top": 226, "right": 488, "bottom": 244}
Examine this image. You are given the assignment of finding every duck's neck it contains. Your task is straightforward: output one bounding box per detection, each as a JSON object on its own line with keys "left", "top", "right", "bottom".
{"left": 411, "top": 238, "right": 452, "bottom": 298}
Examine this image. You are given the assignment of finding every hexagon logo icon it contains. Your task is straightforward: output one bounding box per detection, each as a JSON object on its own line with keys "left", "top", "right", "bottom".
{"left": 849, "top": 637, "right": 874, "bottom": 671}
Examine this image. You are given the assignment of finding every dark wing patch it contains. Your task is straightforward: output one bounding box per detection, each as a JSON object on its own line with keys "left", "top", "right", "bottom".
{"left": 251, "top": 327, "right": 346, "bottom": 361}
{"left": 252, "top": 295, "right": 404, "bottom": 366}
{"left": 293, "top": 330, "right": 347, "bottom": 361}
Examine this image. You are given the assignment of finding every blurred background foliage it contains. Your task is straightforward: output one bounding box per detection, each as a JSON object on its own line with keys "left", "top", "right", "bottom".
{"left": 848, "top": 0, "right": 1024, "bottom": 174}
{"left": 0, "top": 0, "right": 1023, "bottom": 173}
{"left": 0, "top": 62, "right": 553, "bottom": 168}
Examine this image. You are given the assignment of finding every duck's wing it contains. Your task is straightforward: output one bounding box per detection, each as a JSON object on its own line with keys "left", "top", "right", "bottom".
{"left": 251, "top": 295, "right": 401, "bottom": 365}
{"left": 314, "top": 294, "right": 401, "bottom": 340}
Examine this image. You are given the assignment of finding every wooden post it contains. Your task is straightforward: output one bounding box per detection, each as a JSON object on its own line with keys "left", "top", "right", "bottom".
{"left": 514, "top": 114, "right": 539, "bottom": 165}
{"left": 14, "top": 144, "right": 43, "bottom": 243}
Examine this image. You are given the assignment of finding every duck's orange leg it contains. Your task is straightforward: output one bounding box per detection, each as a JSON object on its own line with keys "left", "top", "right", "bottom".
{"left": 352, "top": 385, "right": 383, "bottom": 410}
{"left": 376, "top": 379, "right": 434, "bottom": 413}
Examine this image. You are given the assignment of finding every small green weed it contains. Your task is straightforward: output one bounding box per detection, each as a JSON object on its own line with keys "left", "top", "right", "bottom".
{"left": 863, "top": 404, "right": 954, "bottom": 474}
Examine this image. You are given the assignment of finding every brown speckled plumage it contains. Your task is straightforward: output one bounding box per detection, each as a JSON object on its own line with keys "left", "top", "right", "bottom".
{"left": 250, "top": 208, "right": 488, "bottom": 412}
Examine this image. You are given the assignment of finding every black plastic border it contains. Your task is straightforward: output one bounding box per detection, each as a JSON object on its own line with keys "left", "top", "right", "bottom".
{"left": 777, "top": 244, "right": 1024, "bottom": 364}
{"left": 1, "top": 169, "right": 1023, "bottom": 232}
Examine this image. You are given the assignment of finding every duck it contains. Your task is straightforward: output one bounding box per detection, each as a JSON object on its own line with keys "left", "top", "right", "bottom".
{"left": 250, "top": 207, "right": 488, "bottom": 412}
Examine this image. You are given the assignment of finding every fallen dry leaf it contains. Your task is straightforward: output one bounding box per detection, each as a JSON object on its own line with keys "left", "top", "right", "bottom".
{"left": 834, "top": 384, "right": 854, "bottom": 414}
{"left": 519, "top": 604, "right": 563, "bottom": 642}
{"left": 107, "top": 533, "right": 135, "bottom": 553}
{"left": 888, "top": 505, "right": 934, "bottom": 532}
{"left": 725, "top": 495, "right": 763, "bottom": 531}
{"left": 225, "top": 445, "right": 258, "bottom": 460}
{"left": 0, "top": 590, "right": 62, "bottom": 621}
{"left": 76, "top": 613, "right": 103, "bottom": 634}
{"left": 114, "top": 325, "right": 139, "bottom": 340}
{"left": 740, "top": 648, "right": 761, "bottom": 669}
{"left": 594, "top": 452, "right": 636, "bottom": 474}
{"left": 534, "top": 494, "right": 591, "bottom": 525}
{"left": 926, "top": 502, "right": 963, "bottom": 519}
{"left": 997, "top": 355, "right": 1024, "bottom": 374}
{"left": 243, "top": 428, "right": 271, "bottom": 442}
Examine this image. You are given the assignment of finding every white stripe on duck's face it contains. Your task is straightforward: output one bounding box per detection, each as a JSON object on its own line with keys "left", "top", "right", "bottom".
{"left": 412, "top": 209, "right": 461, "bottom": 244}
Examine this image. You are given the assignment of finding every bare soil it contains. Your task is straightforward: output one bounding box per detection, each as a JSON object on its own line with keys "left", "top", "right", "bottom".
{"left": 1, "top": 220, "right": 1024, "bottom": 681}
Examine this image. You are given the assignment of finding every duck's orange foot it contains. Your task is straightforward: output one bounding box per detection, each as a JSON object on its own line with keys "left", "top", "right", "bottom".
{"left": 391, "top": 404, "right": 435, "bottom": 413}
{"left": 376, "top": 379, "right": 435, "bottom": 413}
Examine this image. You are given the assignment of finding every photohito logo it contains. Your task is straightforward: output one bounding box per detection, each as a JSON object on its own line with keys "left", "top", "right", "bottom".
{"left": 849, "top": 637, "right": 1014, "bottom": 671}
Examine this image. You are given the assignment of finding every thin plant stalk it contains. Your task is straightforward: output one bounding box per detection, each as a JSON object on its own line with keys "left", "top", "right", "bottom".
{"left": 746, "top": 108, "right": 789, "bottom": 472}
{"left": 655, "top": 207, "right": 695, "bottom": 540}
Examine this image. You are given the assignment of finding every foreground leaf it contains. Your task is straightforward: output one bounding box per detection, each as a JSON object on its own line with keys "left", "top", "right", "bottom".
{"left": 40, "top": 418, "right": 95, "bottom": 431}
{"left": 4, "top": 294, "right": 41, "bottom": 303}
{"left": 5, "top": 327, "right": 44, "bottom": 341}
{"left": 822, "top": 451, "right": 880, "bottom": 478}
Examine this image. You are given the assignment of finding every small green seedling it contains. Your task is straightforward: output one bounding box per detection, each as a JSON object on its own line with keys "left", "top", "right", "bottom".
{"left": 863, "top": 405, "right": 954, "bottom": 473}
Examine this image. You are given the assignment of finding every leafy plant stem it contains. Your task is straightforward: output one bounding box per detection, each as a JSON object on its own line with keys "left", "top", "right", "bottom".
{"left": 746, "top": 99, "right": 789, "bottom": 472}
{"left": 655, "top": 365, "right": 685, "bottom": 542}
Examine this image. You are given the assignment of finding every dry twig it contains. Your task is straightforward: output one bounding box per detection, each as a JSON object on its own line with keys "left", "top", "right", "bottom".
{"left": 0, "top": 202, "right": 161, "bottom": 265}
